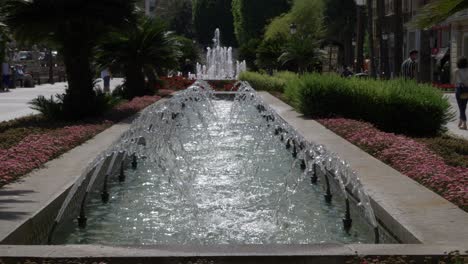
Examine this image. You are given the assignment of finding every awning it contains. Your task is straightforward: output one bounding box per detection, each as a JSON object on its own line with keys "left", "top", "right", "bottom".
{"left": 432, "top": 47, "right": 450, "bottom": 62}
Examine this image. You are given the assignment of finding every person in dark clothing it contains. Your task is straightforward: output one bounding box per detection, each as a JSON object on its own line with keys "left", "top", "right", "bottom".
{"left": 341, "top": 66, "right": 353, "bottom": 78}
{"left": 455, "top": 57, "right": 468, "bottom": 130}
{"left": 401, "top": 50, "right": 418, "bottom": 80}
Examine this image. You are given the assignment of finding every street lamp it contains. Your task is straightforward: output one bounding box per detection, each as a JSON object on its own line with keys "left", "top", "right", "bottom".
{"left": 289, "top": 23, "right": 297, "bottom": 35}
{"left": 354, "top": 0, "right": 366, "bottom": 73}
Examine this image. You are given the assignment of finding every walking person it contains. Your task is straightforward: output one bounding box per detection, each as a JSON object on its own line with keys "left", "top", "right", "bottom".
{"left": 101, "top": 67, "right": 111, "bottom": 93}
{"left": 455, "top": 57, "right": 468, "bottom": 130}
{"left": 401, "top": 50, "right": 418, "bottom": 80}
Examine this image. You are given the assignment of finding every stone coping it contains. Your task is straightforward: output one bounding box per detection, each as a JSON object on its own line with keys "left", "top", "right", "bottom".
{"left": 0, "top": 100, "right": 167, "bottom": 244}
{"left": 258, "top": 92, "right": 468, "bottom": 245}
{"left": 0, "top": 244, "right": 466, "bottom": 260}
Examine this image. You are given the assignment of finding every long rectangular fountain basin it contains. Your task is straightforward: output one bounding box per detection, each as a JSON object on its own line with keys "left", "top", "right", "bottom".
{"left": 0, "top": 91, "right": 467, "bottom": 262}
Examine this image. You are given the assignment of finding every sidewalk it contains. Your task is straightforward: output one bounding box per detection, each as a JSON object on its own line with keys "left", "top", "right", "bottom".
{"left": 446, "top": 93, "right": 468, "bottom": 140}
{"left": 0, "top": 78, "right": 123, "bottom": 122}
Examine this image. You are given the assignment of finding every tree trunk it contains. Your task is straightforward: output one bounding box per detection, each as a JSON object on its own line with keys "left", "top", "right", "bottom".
{"left": 419, "top": 29, "right": 432, "bottom": 83}
{"left": 376, "top": 0, "right": 389, "bottom": 79}
{"left": 393, "top": 0, "right": 403, "bottom": 77}
{"left": 48, "top": 49, "right": 55, "bottom": 84}
{"left": 356, "top": 5, "right": 365, "bottom": 73}
{"left": 343, "top": 30, "right": 354, "bottom": 69}
{"left": 367, "top": 0, "right": 376, "bottom": 78}
{"left": 124, "top": 65, "right": 146, "bottom": 99}
{"left": 62, "top": 39, "right": 96, "bottom": 120}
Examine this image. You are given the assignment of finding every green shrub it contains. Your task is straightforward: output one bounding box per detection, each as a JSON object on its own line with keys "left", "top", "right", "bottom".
{"left": 285, "top": 73, "right": 453, "bottom": 136}
{"left": 29, "top": 90, "right": 120, "bottom": 121}
{"left": 239, "top": 71, "right": 286, "bottom": 92}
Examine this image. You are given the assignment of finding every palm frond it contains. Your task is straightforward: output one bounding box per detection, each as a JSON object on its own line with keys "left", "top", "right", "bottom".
{"left": 412, "top": 0, "right": 468, "bottom": 29}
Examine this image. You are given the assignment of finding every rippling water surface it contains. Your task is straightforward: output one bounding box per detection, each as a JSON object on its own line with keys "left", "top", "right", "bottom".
{"left": 62, "top": 100, "right": 374, "bottom": 245}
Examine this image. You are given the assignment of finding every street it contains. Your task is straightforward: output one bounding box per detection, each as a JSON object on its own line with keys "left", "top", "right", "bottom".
{"left": 0, "top": 78, "right": 123, "bottom": 122}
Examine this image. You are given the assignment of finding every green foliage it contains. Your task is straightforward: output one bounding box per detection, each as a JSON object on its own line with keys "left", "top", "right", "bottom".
{"left": 155, "top": 0, "right": 193, "bottom": 37}
{"left": 265, "top": 0, "right": 324, "bottom": 40}
{"left": 29, "top": 90, "right": 119, "bottom": 120}
{"left": 1, "top": 0, "right": 135, "bottom": 120}
{"left": 96, "top": 18, "right": 180, "bottom": 99}
{"left": 239, "top": 71, "right": 297, "bottom": 92}
{"left": 413, "top": 0, "right": 468, "bottom": 29}
{"left": 260, "top": 0, "right": 324, "bottom": 73}
{"left": 323, "top": 0, "right": 356, "bottom": 41}
{"left": 192, "top": 0, "right": 236, "bottom": 46}
{"left": 238, "top": 38, "right": 261, "bottom": 71}
{"left": 278, "top": 36, "right": 325, "bottom": 73}
{"left": 232, "top": 0, "right": 291, "bottom": 44}
{"left": 175, "top": 35, "right": 199, "bottom": 70}
{"left": 285, "top": 74, "right": 453, "bottom": 136}
{"left": 256, "top": 35, "right": 286, "bottom": 71}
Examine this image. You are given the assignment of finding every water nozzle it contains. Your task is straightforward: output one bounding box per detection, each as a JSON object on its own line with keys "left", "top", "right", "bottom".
{"left": 300, "top": 159, "right": 306, "bottom": 170}
{"left": 342, "top": 199, "right": 352, "bottom": 232}
{"left": 119, "top": 160, "right": 125, "bottom": 182}
{"left": 132, "top": 154, "right": 138, "bottom": 170}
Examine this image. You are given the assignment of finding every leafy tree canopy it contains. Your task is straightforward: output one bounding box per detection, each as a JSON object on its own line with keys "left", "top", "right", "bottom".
{"left": 232, "top": 0, "right": 291, "bottom": 44}
{"left": 413, "top": 0, "right": 468, "bottom": 29}
{"left": 264, "top": 0, "right": 324, "bottom": 40}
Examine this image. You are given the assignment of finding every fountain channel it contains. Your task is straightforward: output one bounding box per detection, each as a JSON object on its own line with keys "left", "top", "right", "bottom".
{"left": 49, "top": 82, "right": 396, "bottom": 245}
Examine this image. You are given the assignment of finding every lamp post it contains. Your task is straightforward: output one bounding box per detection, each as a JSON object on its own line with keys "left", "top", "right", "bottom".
{"left": 366, "top": 0, "right": 376, "bottom": 78}
{"left": 381, "top": 31, "right": 390, "bottom": 79}
{"left": 355, "top": 0, "right": 365, "bottom": 74}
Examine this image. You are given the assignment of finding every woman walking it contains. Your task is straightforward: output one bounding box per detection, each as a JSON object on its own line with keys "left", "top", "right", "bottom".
{"left": 455, "top": 57, "right": 468, "bottom": 130}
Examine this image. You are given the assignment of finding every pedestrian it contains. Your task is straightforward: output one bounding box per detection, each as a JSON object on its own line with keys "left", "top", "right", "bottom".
{"left": 101, "top": 67, "right": 111, "bottom": 93}
{"left": 1, "top": 61, "right": 10, "bottom": 91}
{"left": 455, "top": 57, "right": 468, "bottom": 130}
{"left": 401, "top": 50, "right": 418, "bottom": 80}
{"left": 341, "top": 66, "right": 354, "bottom": 78}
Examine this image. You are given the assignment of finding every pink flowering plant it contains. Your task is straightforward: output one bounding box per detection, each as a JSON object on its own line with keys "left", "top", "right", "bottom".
{"left": 318, "top": 118, "right": 468, "bottom": 212}
{"left": 0, "top": 95, "right": 160, "bottom": 187}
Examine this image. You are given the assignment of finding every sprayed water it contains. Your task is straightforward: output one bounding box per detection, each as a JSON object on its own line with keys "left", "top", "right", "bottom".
{"left": 58, "top": 95, "right": 376, "bottom": 245}
{"left": 195, "top": 28, "right": 247, "bottom": 80}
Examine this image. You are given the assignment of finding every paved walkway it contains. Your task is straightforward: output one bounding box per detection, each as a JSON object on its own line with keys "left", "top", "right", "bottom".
{"left": 0, "top": 78, "right": 123, "bottom": 122}
{"left": 446, "top": 94, "right": 468, "bottom": 140}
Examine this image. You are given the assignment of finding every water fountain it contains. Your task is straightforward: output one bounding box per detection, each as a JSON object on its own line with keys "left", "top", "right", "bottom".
{"left": 47, "top": 81, "right": 390, "bottom": 246}
{"left": 195, "top": 29, "right": 247, "bottom": 80}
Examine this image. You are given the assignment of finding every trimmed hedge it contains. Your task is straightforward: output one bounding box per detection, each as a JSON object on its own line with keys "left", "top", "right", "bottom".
{"left": 285, "top": 74, "right": 453, "bottom": 136}
{"left": 239, "top": 71, "right": 297, "bottom": 92}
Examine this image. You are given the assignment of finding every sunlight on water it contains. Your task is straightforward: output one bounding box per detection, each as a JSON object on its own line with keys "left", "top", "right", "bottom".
{"left": 61, "top": 100, "right": 376, "bottom": 245}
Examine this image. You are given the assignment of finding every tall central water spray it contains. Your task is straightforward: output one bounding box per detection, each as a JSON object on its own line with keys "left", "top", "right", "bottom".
{"left": 196, "top": 29, "right": 247, "bottom": 80}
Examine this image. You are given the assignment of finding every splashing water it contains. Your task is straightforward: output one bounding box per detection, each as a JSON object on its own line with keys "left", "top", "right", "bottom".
{"left": 195, "top": 28, "right": 247, "bottom": 80}
{"left": 50, "top": 82, "right": 392, "bottom": 245}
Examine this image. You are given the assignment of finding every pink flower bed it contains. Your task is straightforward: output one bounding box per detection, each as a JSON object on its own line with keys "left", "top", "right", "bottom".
{"left": 317, "top": 118, "right": 468, "bottom": 211}
{"left": 0, "top": 96, "right": 161, "bottom": 187}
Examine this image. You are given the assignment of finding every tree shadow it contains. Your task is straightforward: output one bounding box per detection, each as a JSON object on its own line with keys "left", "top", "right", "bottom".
{"left": 0, "top": 210, "right": 30, "bottom": 220}
{"left": 0, "top": 189, "right": 35, "bottom": 196}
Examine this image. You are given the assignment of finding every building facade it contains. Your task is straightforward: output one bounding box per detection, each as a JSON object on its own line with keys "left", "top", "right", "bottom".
{"left": 448, "top": 10, "right": 468, "bottom": 82}
{"left": 372, "top": 0, "right": 467, "bottom": 84}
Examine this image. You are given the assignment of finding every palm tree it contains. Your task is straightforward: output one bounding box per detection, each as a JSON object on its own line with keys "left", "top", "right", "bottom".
{"left": 414, "top": 0, "right": 468, "bottom": 29}
{"left": 278, "top": 36, "right": 325, "bottom": 73}
{"left": 1, "top": 0, "right": 135, "bottom": 120}
{"left": 96, "top": 18, "right": 180, "bottom": 99}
